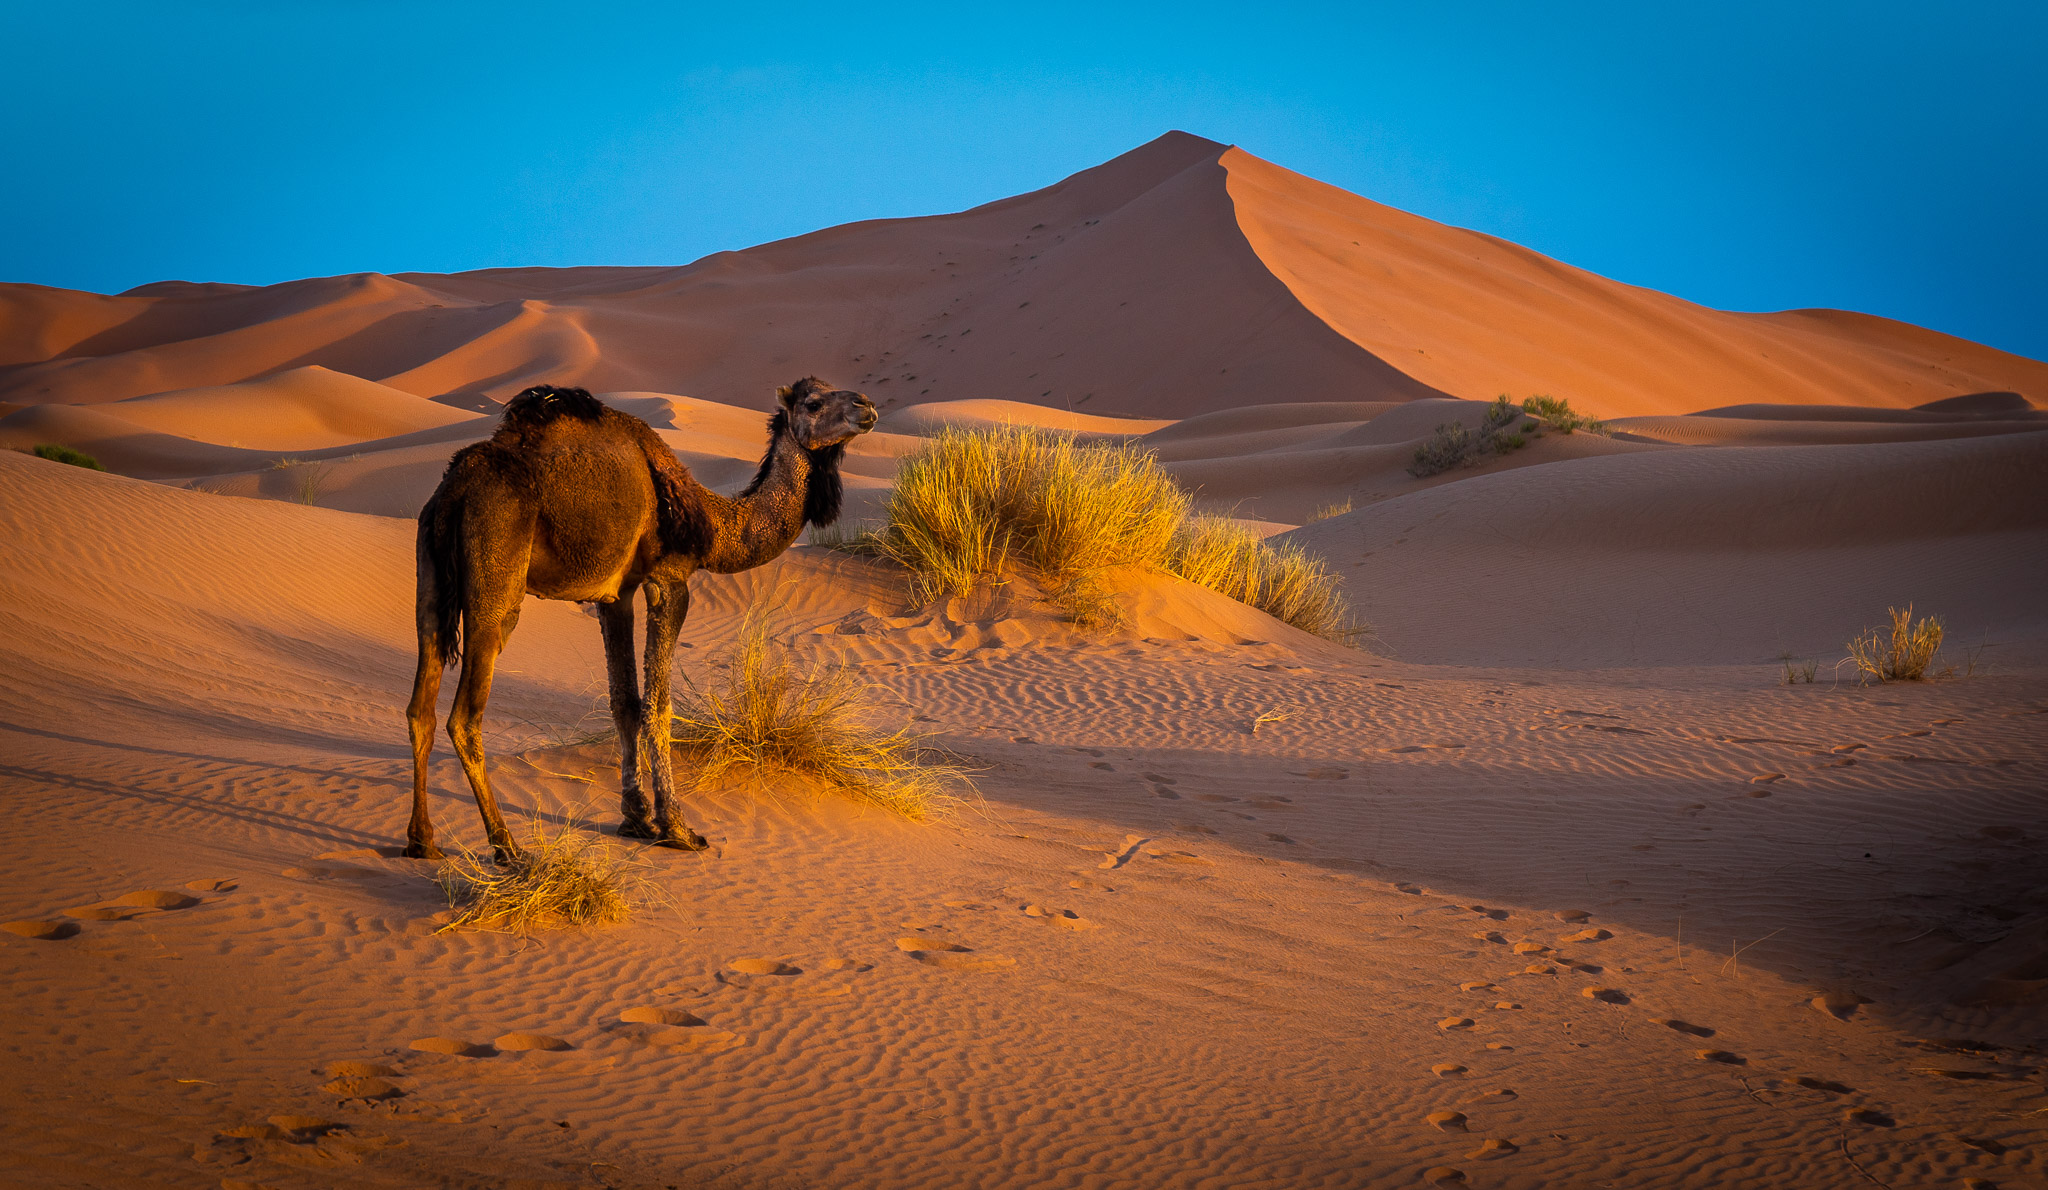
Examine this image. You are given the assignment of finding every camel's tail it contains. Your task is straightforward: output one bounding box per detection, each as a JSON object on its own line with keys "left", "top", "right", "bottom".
{"left": 418, "top": 491, "right": 466, "bottom": 669}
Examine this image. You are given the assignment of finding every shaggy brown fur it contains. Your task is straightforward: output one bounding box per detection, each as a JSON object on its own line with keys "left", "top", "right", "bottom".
{"left": 406, "top": 379, "right": 876, "bottom": 862}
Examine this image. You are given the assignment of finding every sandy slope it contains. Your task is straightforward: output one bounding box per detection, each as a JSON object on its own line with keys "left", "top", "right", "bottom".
{"left": 3, "top": 382, "right": 2046, "bottom": 1188}
{"left": 4, "top": 134, "right": 2043, "bottom": 422}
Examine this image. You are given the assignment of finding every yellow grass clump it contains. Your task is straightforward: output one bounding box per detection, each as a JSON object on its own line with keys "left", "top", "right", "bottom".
{"left": 669, "top": 604, "right": 970, "bottom": 819}
{"left": 1167, "top": 515, "right": 1355, "bottom": 641}
{"left": 434, "top": 814, "right": 645, "bottom": 934}
{"left": 873, "top": 425, "right": 1354, "bottom": 638}
{"left": 1846, "top": 605, "right": 1945, "bottom": 682}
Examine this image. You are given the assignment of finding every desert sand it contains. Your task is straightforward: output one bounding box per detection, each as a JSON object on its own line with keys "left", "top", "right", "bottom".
{"left": 1, "top": 135, "right": 2044, "bottom": 1189}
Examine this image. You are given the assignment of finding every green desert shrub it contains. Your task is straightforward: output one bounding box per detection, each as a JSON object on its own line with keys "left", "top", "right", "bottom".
{"left": 32, "top": 443, "right": 104, "bottom": 470}
{"left": 668, "top": 603, "right": 971, "bottom": 819}
{"left": 1846, "top": 606, "right": 1945, "bottom": 683}
{"left": 871, "top": 425, "right": 1353, "bottom": 638}
{"left": 1522, "top": 395, "right": 1609, "bottom": 435}
{"left": 1410, "top": 421, "right": 1476, "bottom": 477}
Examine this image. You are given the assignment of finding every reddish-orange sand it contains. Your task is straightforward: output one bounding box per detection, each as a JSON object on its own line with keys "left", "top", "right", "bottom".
{"left": 1, "top": 135, "right": 2043, "bottom": 1189}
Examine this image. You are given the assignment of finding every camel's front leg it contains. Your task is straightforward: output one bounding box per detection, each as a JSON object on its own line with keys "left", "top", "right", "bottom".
{"left": 640, "top": 578, "right": 708, "bottom": 851}
{"left": 597, "top": 596, "right": 653, "bottom": 837}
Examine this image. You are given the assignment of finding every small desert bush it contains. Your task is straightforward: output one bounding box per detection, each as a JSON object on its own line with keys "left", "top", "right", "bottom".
{"left": 1846, "top": 606, "right": 1945, "bottom": 683}
{"left": 1306, "top": 498, "right": 1354, "bottom": 523}
{"left": 873, "top": 426, "right": 1354, "bottom": 638}
{"left": 1780, "top": 656, "right": 1819, "bottom": 685}
{"left": 877, "top": 425, "right": 1184, "bottom": 611}
{"left": 32, "top": 443, "right": 104, "bottom": 470}
{"left": 1410, "top": 398, "right": 1529, "bottom": 477}
{"left": 668, "top": 604, "right": 970, "bottom": 818}
{"left": 434, "top": 814, "right": 645, "bottom": 934}
{"left": 1168, "top": 516, "right": 1354, "bottom": 640}
{"left": 1522, "top": 395, "right": 1608, "bottom": 435}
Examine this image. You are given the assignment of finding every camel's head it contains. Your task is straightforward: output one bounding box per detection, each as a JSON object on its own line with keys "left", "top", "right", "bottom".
{"left": 777, "top": 377, "right": 877, "bottom": 450}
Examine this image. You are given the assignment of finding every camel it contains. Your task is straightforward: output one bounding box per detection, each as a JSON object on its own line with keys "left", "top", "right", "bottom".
{"left": 405, "top": 379, "right": 877, "bottom": 863}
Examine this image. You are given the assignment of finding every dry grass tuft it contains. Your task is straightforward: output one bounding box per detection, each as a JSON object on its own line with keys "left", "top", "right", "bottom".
{"left": 872, "top": 426, "right": 1354, "bottom": 639}
{"left": 1306, "top": 498, "right": 1355, "bottom": 523}
{"left": 669, "top": 603, "right": 971, "bottom": 819}
{"left": 1846, "top": 605, "right": 1945, "bottom": 682}
{"left": 1168, "top": 516, "right": 1355, "bottom": 640}
{"left": 434, "top": 814, "right": 646, "bottom": 934}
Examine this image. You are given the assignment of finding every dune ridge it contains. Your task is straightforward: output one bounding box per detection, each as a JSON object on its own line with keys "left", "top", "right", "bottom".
{"left": 3, "top": 133, "right": 2041, "bottom": 421}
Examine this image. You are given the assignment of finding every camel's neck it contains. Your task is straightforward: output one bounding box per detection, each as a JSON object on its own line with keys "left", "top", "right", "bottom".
{"left": 700, "top": 421, "right": 838, "bottom": 574}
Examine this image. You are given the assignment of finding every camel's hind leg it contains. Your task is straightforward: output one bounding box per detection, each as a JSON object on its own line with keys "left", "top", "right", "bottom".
{"left": 598, "top": 595, "right": 653, "bottom": 837}
{"left": 641, "top": 577, "right": 707, "bottom": 850}
{"left": 447, "top": 601, "right": 524, "bottom": 864}
{"left": 404, "top": 632, "right": 445, "bottom": 860}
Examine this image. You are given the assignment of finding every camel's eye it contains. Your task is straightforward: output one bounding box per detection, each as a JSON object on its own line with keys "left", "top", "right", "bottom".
{"left": 806, "top": 400, "right": 823, "bottom": 412}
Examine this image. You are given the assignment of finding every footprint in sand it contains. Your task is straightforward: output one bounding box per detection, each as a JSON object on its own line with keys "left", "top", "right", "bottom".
{"left": 322, "top": 1072, "right": 404, "bottom": 1101}
{"left": 1427, "top": 1110, "right": 1469, "bottom": 1132}
{"left": 1468, "top": 1138, "right": 1518, "bottom": 1159}
{"left": 1099, "top": 835, "right": 1145, "bottom": 870}
{"left": 1554, "top": 909, "right": 1591, "bottom": 923}
{"left": 1438, "top": 1017, "right": 1476, "bottom": 1031}
{"left": 1467, "top": 905, "right": 1509, "bottom": 921}
{"left": 186, "top": 878, "right": 237, "bottom": 892}
{"left": 728, "top": 958, "right": 801, "bottom": 976}
{"left": 2, "top": 920, "right": 80, "bottom": 940}
{"left": 1142, "top": 773, "right": 1179, "bottom": 785}
{"left": 1493, "top": 1001, "right": 1523, "bottom": 1011}
{"left": 1263, "top": 833, "right": 1298, "bottom": 845}
{"left": 1810, "top": 990, "right": 1872, "bottom": 1021}
{"left": 409, "top": 1036, "right": 494, "bottom": 1057}
{"left": 1465, "top": 1088, "right": 1517, "bottom": 1105}
{"left": 1795, "top": 1076, "right": 1853, "bottom": 1094}
{"left": 1844, "top": 1108, "right": 1895, "bottom": 1128}
{"left": 1460, "top": 982, "right": 1497, "bottom": 992}
{"left": 1652, "top": 1018, "right": 1715, "bottom": 1038}
{"left": 1152, "top": 787, "right": 1182, "bottom": 799}
{"left": 1581, "top": 987, "right": 1630, "bottom": 1005}
{"left": 267, "top": 1115, "right": 340, "bottom": 1139}
{"left": 1695, "top": 1050, "right": 1746, "bottom": 1065}
{"left": 1560, "top": 928, "right": 1613, "bottom": 944}
{"left": 1423, "top": 1167, "right": 1466, "bottom": 1186}
{"left": 1750, "top": 773, "right": 1786, "bottom": 785}
{"left": 1512, "top": 942, "right": 1551, "bottom": 956}
{"left": 1393, "top": 882, "right": 1424, "bottom": 895}
{"left": 1473, "top": 932, "right": 1507, "bottom": 945}
{"left": 121, "top": 889, "right": 201, "bottom": 909}
{"left": 620, "top": 1007, "right": 707, "bottom": 1027}
{"left": 495, "top": 1032, "right": 572, "bottom": 1052}
{"left": 820, "top": 958, "right": 870, "bottom": 971}
{"left": 1523, "top": 963, "right": 1558, "bottom": 976}
{"left": 896, "top": 938, "right": 1015, "bottom": 971}
{"left": 1432, "top": 1063, "right": 1468, "bottom": 1078}
{"left": 649, "top": 1027, "right": 743, "bottom": 1053}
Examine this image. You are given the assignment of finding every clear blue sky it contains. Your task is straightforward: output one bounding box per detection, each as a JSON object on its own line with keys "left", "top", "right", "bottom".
{"left": 5, "top": 2, "right": 2043, "bottom": 359}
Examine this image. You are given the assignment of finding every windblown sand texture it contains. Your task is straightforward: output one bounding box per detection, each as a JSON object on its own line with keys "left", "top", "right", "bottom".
{"left": 2, "top": 135, "right": 2045, "bottom": 1189}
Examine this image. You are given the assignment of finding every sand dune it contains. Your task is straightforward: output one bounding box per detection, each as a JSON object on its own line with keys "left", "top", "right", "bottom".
{"left": 5, "top": 133, "right": 2042, "bottom": 422}
{"left": 3, "top": 131, "right": 2045, "bottom": 1190}
{"left": 1287, "top": 428, "right": 2048, "bottom": 666}
{"left": 97, "top": 365, "right": 480, "bottom": 451}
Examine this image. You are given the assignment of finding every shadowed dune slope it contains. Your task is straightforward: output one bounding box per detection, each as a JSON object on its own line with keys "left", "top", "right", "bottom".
{"left": 1284, "top": 429, "right": 2048, "bottom": 667}
{"left": 4, "top": 134, "right": 2041, "bottom": 420}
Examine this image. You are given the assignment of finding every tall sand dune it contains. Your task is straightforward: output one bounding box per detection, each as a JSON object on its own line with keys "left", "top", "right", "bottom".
{"left": 4, "top": 133, "right": 2040, "bottom": 419}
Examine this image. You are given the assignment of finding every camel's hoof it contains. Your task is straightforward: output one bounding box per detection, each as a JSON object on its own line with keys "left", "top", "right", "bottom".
{"left": 491, "top": 846, "right": 526, "bottom": 867}
{"left": 618, "top": 819, "right": 659, "bottom": 840}
{"left": 656, "top": 828, "right": 710, "bottom": 852}
{"left": 403, "top": 840, "right": 445, "bottom": 861}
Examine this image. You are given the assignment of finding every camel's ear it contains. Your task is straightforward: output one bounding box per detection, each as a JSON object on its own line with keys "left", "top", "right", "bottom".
{"left": 776, "top": 385, "right": 797, "bottom": 409}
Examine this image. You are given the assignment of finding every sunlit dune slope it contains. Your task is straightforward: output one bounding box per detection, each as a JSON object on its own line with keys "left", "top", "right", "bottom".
{"left": 4, "top": 133, "right": 2039, "bottom": 420}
